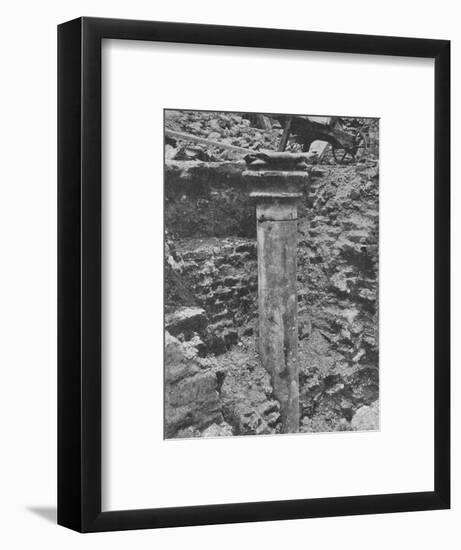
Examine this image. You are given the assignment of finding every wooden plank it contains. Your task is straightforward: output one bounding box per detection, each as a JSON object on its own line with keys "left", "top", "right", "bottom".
{"left": 277, "top": 116, "right": 292, "bottom": 152}
{"left": 165, "top": 129, "right": 255, "bottom": 154}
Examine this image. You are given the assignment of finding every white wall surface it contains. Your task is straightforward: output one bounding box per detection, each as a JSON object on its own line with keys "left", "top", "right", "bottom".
{"left": 0, "top": 1, "right": 458, "bottom": 548}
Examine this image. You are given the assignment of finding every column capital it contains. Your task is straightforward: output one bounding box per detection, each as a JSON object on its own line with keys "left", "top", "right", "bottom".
{"left": 242, "top": 152, "right": 310, "bottom": 200}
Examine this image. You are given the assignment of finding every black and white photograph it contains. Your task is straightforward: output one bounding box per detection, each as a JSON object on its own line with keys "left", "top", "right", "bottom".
{"left": 164, "top": 109, "right": 379, "bottom": 438}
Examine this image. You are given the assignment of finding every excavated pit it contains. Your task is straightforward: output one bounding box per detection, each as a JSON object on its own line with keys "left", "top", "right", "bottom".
{"left": 165, "top": 160, "right": 379, "bottom": 437}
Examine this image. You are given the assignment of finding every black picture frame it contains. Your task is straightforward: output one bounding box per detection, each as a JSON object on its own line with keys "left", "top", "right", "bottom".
{"left": 58, "top": 16, "right": 450, "bottom": 533}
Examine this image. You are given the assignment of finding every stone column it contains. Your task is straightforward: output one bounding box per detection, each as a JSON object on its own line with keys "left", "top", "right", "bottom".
{"left": 243, "top": 153, "right": 309, "bottom": 433}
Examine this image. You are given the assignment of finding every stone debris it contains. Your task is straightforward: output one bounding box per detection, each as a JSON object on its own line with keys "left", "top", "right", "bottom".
{"left": 217, "top": 340, "right": 281, "bottom": 435}
{"left": 201, "top": 421, "right": 234, "bottom": 438}
{"left": 351, "top": 400, "right": 379, "bottom": 431}
{"left": 165, "top": 306, "right": 207, "bottom": 339}
{"left": 165, "top": 110, "right": 287, "bottom": 161}
{"left": 164, "top": 332, "right": 223, "bottom": 438}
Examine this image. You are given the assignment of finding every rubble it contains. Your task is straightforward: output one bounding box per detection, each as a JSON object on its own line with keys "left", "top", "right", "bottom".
{"left": 351, "top": 400, "right": 379, "bottom": 431}
{"left": 165, "top": 306, "right": 208, "bottom": 339}
{"left": 165, "top": 110, "right": 286, "bottom": 160}
{"left": 164, "top": 332, "right": 223, "bottom": 437}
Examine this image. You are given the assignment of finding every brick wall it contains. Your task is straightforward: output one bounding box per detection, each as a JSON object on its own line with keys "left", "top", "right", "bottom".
{"left": 173, "top": 237, "right": 258, "bottom": 353}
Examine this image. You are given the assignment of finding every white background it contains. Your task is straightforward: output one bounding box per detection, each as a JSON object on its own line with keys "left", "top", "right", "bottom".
{"left": 0, "top": 1, "right": 458, "bottom": 549}
{"left": 103, "top": 40, "right": 434, "bottom": 510}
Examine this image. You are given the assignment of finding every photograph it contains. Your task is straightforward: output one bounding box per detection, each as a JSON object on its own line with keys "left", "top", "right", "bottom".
{"left": 164, "top": 109, "right": 380, "bottom": 438}
{"left": 0, "top": 1, "right": 452, "bottom": 543}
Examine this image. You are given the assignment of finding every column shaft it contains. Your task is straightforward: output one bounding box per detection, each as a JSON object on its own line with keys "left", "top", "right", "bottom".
{"left": 256, "top": 201, "right": 299, "bottom": 433}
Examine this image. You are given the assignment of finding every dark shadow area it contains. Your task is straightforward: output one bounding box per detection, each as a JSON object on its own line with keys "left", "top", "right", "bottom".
{"left": 26, "top": 506, "right": 57, "bottom": 524}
